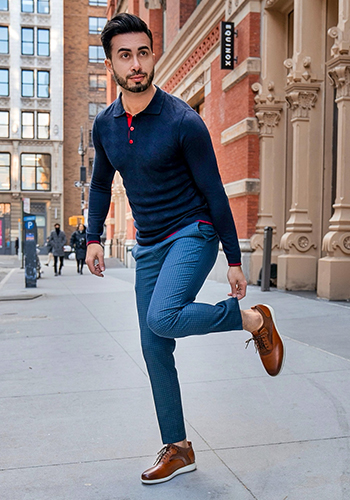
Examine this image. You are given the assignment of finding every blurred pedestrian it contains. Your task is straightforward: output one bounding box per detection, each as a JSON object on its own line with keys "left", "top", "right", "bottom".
{"left": 49, "top": 223, "right": 66, "bottom": 276}
{"left": 70, "top": 223, "right": 87, "bottom": 274}
{"left": 15, "top": 237, "right": 19, "bottom": 255}
{"left": 44, "top": 237, "right": 53, "bottom": 266}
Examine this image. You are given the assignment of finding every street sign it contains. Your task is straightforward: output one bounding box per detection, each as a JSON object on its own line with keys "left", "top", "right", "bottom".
{"left": 221, "top": 22, "right": 237, "bottom": 70}
{"left": 74, "top": 181, "right": 90, "bottom": 188}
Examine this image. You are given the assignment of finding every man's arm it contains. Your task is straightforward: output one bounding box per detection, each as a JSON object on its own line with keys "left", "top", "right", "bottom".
{"left": 180, "top": 109, "right": 247, "bottom": 298}
{"left": 86, "top": 117, "right": 116, "bottom": 277}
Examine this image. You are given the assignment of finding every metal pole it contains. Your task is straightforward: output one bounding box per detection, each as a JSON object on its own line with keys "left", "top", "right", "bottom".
{"left": 261, "top": 226, "right": 273, "bottom": 291}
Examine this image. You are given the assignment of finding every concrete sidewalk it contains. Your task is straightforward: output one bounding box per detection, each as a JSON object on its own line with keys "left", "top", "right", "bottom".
{"left": 0, "top": 256, "right": 350, "bottom": 500}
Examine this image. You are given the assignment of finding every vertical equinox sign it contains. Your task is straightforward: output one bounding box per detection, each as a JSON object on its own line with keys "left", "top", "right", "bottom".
{"left": 221, "top": 22, "right": 236, "bottom": 70}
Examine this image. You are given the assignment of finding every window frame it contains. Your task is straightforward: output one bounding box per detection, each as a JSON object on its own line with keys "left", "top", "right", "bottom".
{"left": 21, "top": 27, "right": 34, "bottom": 56}
{"left": 0, "top": 152, "right": 10, "bottom": 191}
{"left": 37, "top": 0, "right": 50, "bottom": 14}
{"left": 88, "top": 0, "right": 107, "bottom": 5}
{"left": 0, "top": 0, "right": 8, "bottom": 12}
{"left": 21, "top": 153, "right": 51, "bottom": 191}
{"left": 21, "top": 111, "right": 35, "bottom": 139}
{"left": 21, "top": 69, "right": 34, "bottom": 97}
{"left": 88, "top": 45, "right": 105, "bottom": 63}
{"left": 21, "top": 0, "right": 34, "bottom": 13}
{"left": 0, "top": 68, "right": 9, "bottom": 97}
{"left": 37, "top": 70, "right": 50, "bottom": 98}
{"left": 37, "top": 111, "right": 50, "bottom": 139}
{"left": 89, "top": 73, "right": 107, "bottom": 91}
{"left": 89, "top": 17, "right": 107, "bottom": 35}
{"left": 0, "top": 110, "right": 9, "bottom": 138}
{"left": 0, "top": 26, "right": 9, "bottom": 54}
{"left": 37, "top": 28, "right": 50, "bottom": 57}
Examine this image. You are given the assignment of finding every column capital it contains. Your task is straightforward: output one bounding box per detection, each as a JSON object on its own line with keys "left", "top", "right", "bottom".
{"left": 252, "top": 81, "right": 283, "bottom": 135}
{"left": 285, "top": 83, "right": 319, "bottom": 120}
{"left": 328, "top": 26, "right": 350, "bottom": 58}
{"left": 327, "top": 56, "right": 350, "bottom": 100}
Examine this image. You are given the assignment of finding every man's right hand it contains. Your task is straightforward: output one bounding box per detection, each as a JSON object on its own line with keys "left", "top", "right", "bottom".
{"left": 86, "top": 243, "right": 105, "bottom": 277}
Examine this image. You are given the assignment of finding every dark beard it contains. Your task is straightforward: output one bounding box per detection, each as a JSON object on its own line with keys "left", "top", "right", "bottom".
{"left": 112, "top": 68, "right": 155, "bottom": 93}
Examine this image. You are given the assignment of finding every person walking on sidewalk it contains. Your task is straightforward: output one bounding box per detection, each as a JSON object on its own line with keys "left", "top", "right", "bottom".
{"left": 70, "top": 223, "right": 87, "bottom": 274}
{"left": 86, "top": 13, "right": 285, "bottom": 486}
{"left": 49, "top": 223, "right": 66, "bottom": 276}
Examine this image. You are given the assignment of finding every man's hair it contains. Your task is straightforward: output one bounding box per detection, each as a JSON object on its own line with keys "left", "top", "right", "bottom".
{"left": 101, "top": 13, "right": 153, "bottom": 60}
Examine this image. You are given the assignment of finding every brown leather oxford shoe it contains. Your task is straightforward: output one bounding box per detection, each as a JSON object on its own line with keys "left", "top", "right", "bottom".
{"left": 141, "top": 442, "right": 196, "bottom": 484}
{"left": 246, "top": 304, "right": 285, "bottom": 377}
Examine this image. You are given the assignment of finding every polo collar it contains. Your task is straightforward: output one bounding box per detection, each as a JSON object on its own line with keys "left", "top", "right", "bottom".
{"left": 113, "top": 86, "right": 164, "bottom": 118}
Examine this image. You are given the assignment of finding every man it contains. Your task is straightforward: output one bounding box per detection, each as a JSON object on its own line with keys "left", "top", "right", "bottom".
{"left": 86, "top": 13, "right": 284, "bottom": 485}
{"left": 48, "top": 223, "right": 66, "bottom": 276}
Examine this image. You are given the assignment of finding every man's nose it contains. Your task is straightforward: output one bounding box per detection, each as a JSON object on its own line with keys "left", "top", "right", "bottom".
{"left": 130, "top": 55, "right": 141, "bottom": 71}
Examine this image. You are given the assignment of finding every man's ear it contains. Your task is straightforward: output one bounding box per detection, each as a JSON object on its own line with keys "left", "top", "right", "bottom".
{"left": 105, "top": 58, "right": 113, "bottom": 74}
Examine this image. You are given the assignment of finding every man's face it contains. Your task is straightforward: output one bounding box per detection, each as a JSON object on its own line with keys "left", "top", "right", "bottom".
{"left": 105, "top": 32, "right": 155, "bottom": 94}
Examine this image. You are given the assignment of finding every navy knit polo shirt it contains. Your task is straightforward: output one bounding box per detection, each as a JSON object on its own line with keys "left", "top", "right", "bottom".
{"left": 87, "top": 86, "right": 241, "bottom": 266}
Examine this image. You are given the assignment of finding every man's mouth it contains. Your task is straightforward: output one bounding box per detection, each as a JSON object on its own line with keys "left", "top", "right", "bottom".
{"left": 128, "top": 74, "right": 146, "bottom": 83}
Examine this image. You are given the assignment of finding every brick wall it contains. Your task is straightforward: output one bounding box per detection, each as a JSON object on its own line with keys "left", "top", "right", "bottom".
{"left": 64, "top": 0, "right": 107, "bottom": 240}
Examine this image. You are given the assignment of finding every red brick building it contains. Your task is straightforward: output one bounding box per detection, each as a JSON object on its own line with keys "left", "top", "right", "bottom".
{"left": 104, "top": 0, "right": 260, "bottom": 280}
{"left": 63, "top": 0, "right": 108, "bottom": 241}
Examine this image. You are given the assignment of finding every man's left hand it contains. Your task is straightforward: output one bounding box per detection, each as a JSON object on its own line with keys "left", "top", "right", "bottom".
{"left": 227, "top": 266, "right": 247, "bottom": 300}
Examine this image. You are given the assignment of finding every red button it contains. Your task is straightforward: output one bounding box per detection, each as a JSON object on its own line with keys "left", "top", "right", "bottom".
{"left": 129, "top": 139, "right": 133, "bottom": 144}
{"left": 130, "top": 126, "right": 134, "bottom": 131}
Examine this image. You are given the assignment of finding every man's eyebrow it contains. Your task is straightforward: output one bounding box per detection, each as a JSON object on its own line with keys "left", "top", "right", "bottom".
{"left": 117, "top": 45, "right": 150, "bottom": 53}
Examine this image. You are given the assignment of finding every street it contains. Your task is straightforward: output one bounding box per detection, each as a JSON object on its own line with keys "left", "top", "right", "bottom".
{"left": 1, "top": 256, "right": 350, "bottom": 500}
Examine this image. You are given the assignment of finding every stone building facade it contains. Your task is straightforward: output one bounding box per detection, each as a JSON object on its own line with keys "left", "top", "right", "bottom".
{"left": 0, "top": 0, "right": 63, "bottom": 254}
{"left": 103, "top": 0, "right": 350, "bottom": 300}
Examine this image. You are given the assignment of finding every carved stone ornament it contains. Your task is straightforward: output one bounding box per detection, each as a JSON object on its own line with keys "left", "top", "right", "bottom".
{"left": 181, "top": 73, "right": 204, "bottom": 102}
{"left": 280, "top": 232, "right": 317, "bottom": 253}
{"left": 285, "top": 86, "right": 318, "bottom": 120}
{"left": 322, "top": 231, "right": 350, "bottom": 257}
{"left": 251, "top": 231, "right": 279, "bottom": 252}
{"left": 284, "top": 57, "right": 317, "bottom": 85}
{"left": 255, "top": 110, "right": 281, "bottom": 136}
{"left": 328, "top": 62, "right": 350, "bottom": 100}
{"left": 328, "top": 26, "right": 350, "bottom": 57}
{"left": 265, "top": 0, "right": 279, "bottom": 8}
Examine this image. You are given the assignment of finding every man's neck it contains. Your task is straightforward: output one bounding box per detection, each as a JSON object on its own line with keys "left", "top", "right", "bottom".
{"left": 121, "top": 84, "right": 156, "bottom": 116}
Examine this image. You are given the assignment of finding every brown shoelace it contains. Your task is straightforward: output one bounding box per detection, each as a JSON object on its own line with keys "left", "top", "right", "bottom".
{"left": 245, "top": 331, "right": 270, "bottom": 353}
{"left": 153, "top": 445, "right": 174, "bottom": 466}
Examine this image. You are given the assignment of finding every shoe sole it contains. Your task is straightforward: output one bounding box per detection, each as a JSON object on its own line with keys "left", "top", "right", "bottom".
{"left": 262, "top": 304, "right": 286, "bottom": 376}
{"left": 141, "top": 462, "right": 197, "bottom": 485}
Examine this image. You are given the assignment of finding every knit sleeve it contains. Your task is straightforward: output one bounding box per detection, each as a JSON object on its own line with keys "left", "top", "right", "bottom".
{"left": 179, "top": 109, "right": 241, "bottom": 266}
{"left": 87, "top": 117, "right": 116, "bottom": 244}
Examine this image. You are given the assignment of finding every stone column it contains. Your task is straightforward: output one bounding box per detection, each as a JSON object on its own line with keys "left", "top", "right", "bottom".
{"left": 249, "top": 5, "right": 286, "bottom": 284}
{"left": 277, "top": 0, "right": 323, "bottom": 290}
{"left": 250, "top": 82, "right": 283, "bottom": 283}
{"left": 318, "top": 15, "right": 350, "bottom": 299}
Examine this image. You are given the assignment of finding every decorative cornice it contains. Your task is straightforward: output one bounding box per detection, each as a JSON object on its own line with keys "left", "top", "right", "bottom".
{"left": 285, "top": 84, "right": 319, "bottom": 120}
{"left": 222, "top": 57, "right": 261, "bottom": 92}
{"left": 224, "top": 178, "right": 260, "bottom": 198}
{"left": 162, "top": 25, "right": 220, "bottom": 93}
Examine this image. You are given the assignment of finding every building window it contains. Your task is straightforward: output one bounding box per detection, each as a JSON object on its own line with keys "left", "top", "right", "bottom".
{"left": 89, "top": 17, "right": 107, "bottom": 34}
{"left": 37, "top": 28, "right": 50, "bottom": 56}
{"left": 0, "top": 110, "right": 9, "bottom": 137}
{"left": 89, "top": 74, "right": 106, "bottom": 91}
{"left": 89, "top": 46, "right": 105, "bottom": 63}
{"left": 21, "top": 0, "right": 34, "bottom": 13}
{"left": 37, "top": 70, "right": 50, "bottom": 98}
{"left": 21, "top": 153, "right": 51, "bottom": 191}
{"left": 21, "top": 69, "right": 34, "bottom": 97}
{"left": 88, "top": 157, "right": 93, "bottom": 176}
{"left": 0, "top": 26, "right": 9, "bottom": 54}
{"left": 0, "top": 69, "right": 9, "bottom": 96}
{"left": 37, "top": 112, "right": 50, "bottom": 139}
{"left": 22, "top": 111, "right": 34, "bottom": 139}
{"left": 21, "top": 28, "right": 34, "bottom": 55}
{"left": 0, "top": 0, "right": 8, "bottom": 12}
{"left": 37, "top": 0, "right": 50, "bottom": 14}
{"left": 89, "top": 0, "right": 107, "bottom": 5}
{"left": 0, "top": 153, "right": 10, "bottom": 190}
{"left": 89, "top": 102, "right": 105, "bottom": 119}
